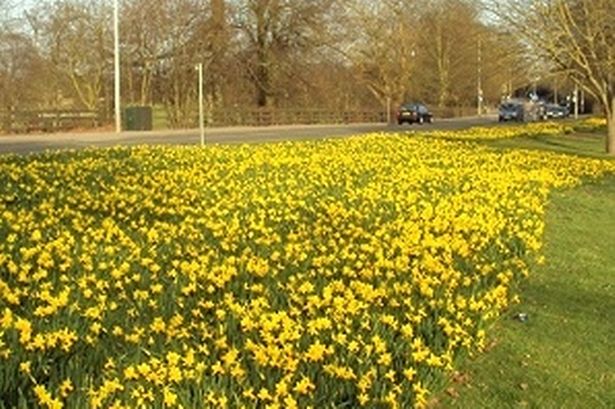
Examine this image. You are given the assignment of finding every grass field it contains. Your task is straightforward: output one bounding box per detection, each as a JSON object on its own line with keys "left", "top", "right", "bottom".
{"left": 0, "top": 120, "right": 613, "bottom": 408}
{"left": 486, "top": 132, "right": 609, "bottom": 158}
{"left": 437, "top": 127, "right": 615, "bottom": 408}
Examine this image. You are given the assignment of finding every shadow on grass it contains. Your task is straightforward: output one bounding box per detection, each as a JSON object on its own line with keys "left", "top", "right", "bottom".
{"left": 525, "top": 280, "right": 615, "bottom": 336}
{"left": 484, "top": 133, "right": 608, "bottom": 158}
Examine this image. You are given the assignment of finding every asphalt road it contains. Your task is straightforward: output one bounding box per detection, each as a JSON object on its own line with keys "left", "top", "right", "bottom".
{"left": 0, "top": 115, "right": 497, "bottom": 155}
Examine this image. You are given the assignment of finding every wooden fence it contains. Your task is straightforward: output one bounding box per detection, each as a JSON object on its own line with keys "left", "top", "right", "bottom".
{"left": 207, "top": 109, "right": 388, "bottom": 127}
{"left": 0, "top": 110, "right": 101, "bottom": 134}
{"left": 0, "top": 106, "right": 478, "bottom": 134}
{"left": 430, "top": 106, "right": 479, "bottom": 119}
{"left": 204, "top": 107, "right": 476, "bottom": 127}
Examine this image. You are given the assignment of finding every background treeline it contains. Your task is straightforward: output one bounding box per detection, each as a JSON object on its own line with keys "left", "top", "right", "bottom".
{"left": 1, "top": 0, "right": 533, "bottom": 127}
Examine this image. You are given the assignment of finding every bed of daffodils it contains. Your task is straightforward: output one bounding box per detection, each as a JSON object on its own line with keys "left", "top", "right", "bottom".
{"left": 425, "top": 121, "right": 572, "bottom": 140}
{"left": 1, "top": 124, "right": 614, "bottom": 409}
{"left": 572, "top": 116, "right": 608, "bottom": 133}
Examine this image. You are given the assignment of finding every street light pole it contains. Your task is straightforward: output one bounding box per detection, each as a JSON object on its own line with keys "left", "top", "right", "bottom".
{"left": 113, "top": 0, "right": 121, "bottom": 133}
{"left": 554, "top": 79, "right": 558, "bottom": 105}
{"left": 197, "top": 63, "right": 205, "bottom": 146}
{"left": 574, "top": 83, "right": 579, "bottom": 119}
{"left": 477, "top": 38, "right": 483, "bottom": 116}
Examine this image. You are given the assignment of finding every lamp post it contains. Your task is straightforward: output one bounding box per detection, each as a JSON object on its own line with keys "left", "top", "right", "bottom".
{"left": 113, "top": 0, "right": 121, "bottom": 133}
{"left": 574, "top": 83, "right": 579, "bottom": 119}
{"left": 477, "top": 38, "right": 483, "bottom": 116}
{"left": 197, "top": 63, "right": 205, "bottom": 146}
{"left": 554, "top": 79, "right": 558, "bottom": 105}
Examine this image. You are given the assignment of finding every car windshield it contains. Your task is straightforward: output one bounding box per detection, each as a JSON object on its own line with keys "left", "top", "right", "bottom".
{"left": 501, "top": 103, "right": 519, "bottom": 110}
{"left": 402, "top": 103, "right": 429, "bottom": 112}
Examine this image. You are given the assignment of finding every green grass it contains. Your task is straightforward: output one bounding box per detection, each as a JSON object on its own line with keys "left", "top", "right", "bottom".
{"left": 485, "top": 131, "right": 609, "bottom": 158}
{"left": 438, "top": 133, "right": 615, "bottom": 408}
{"left": 152, "top": 104, "right": 169, "bottom": 130}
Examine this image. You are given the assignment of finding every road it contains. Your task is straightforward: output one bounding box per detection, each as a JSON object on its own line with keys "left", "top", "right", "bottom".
{"left": 0, "top": 115, "right": 497, "bottom": 155}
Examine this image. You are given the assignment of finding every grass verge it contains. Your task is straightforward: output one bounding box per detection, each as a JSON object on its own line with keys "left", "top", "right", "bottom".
{"left": 439, "top": 134, "right": 615, "bottom": 408}
{"left": 485, "top": 131, "right": 609, "bottom": 158}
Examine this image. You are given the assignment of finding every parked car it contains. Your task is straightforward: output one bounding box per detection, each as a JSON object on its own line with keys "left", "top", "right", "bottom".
{"left": 498, "top": 101, "right": 524, "bottom": 122}
{"left": 544, "top": 103, "right": 570, "bottom": 119}
{"left": 397, "top": 103, "right": 433, "bottom": 125}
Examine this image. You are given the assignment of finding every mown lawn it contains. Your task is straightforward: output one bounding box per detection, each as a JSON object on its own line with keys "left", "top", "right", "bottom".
{"left": 439, "top": 131, "right": 615, "bottom": 408}
{"left": 486, "top": 131, "right": 609, "bottom": 158}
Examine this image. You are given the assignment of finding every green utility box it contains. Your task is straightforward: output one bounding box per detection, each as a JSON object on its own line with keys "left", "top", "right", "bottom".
{"left": 123, "top": 106, "right": 153, "bottom": 131}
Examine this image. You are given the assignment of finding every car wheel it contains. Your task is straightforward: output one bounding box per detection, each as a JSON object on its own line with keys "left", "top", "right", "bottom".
{"left": 428, "top": 116, "right": 433, "bottom": 124}
{"left": 418, "top": 116, "right": 424, "bottom": 125}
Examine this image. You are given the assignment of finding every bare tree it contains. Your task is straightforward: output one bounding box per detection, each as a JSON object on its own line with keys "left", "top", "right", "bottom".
{"left": 414, "top": 0, "right": 489, "bottom": 109}
{"left": 157, "top": 1, "right": 210, "bottom": 127}
{"left": 121, "top": 0, "right": 168, "bottom": 106}
{"left": 231, "top": 0, "right": 335, "bottom": 108}
{"left": 0, "top": 31, "right": 48, "bottom": 110}
{"left": 346, "top": 0, "right": 512, "bottom": 115}
{"left": 29, "top": 0, "right": 111, "bottom": 111}
{"left": 0, "top": 0, "right": 18, "bottom": 30}
{"left": 482, "top": 28, "right": 532, "bottom": 102}
{"left": 492, "top": 0, "right": 615, "bottom": 153}
{"left": 1, "top": 0, "right": 538, "bottom": 129}
{"left": 0, "top": 1, "right": 53, "bottom": 111}
{"left": 343, "top": 0, "right": 419, "bottom": 118}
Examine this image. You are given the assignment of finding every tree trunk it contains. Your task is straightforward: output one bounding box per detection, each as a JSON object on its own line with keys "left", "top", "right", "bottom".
{"left": 254, "top": 1, "right": 271, "bottom": 108}
{"left": 608, "top": 97, "right": 615, "bottom": 155}
{"left": 256, "top": 60, "right": 270, "bottom": 107}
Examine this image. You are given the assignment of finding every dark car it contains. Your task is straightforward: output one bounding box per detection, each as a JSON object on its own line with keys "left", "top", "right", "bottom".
{"left": 397, "top": 103, "right": 433, "bottom": 125}
{"left": 498, "top": 102, "right": 524, "bottom": 122}
{"left": 544, "top": 103, "right": 569, "bottom": 119}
